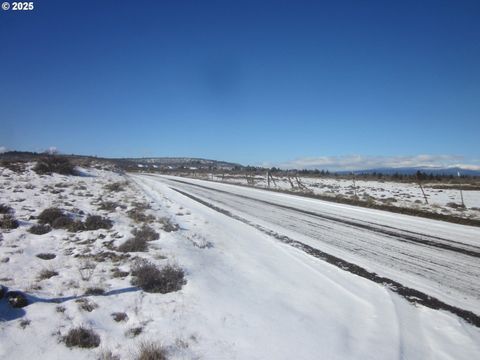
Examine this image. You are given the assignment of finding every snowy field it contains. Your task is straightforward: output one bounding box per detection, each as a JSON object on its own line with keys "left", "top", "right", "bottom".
{"left": 202, "top": 173, "right": 480, "bottom": 221}
{"left": 1, "top": 164, "right": 480, "bottom": 359}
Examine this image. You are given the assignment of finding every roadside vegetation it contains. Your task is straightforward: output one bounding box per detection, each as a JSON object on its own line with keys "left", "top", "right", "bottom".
{"left": 0, "top": 160, "right": 189, "bottom": 358}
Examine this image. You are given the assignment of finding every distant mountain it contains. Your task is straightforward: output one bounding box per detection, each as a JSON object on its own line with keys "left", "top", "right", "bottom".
{"left": 345, "top": 167, "right": 480, "bottom": 176}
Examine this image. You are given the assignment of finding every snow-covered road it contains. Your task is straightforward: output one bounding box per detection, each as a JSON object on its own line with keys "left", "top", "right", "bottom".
{"left": 133, "top": 174, "right": 480, "bottom": 321}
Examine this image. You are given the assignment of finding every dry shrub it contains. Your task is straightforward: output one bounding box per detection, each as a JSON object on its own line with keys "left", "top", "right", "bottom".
{"left": 84, "top": 287, "right": 105, "bottom": 296}
{"left": 132, "top": 225, "right": 159, "bottom": 242}
{"left": 104, "top": 182, "right": 125, "bottom": 192}
{"left": 76, "top": 298, "right": 98, "bottom": 312}
{"left": 84, "top": 215, "right": 113, "bottom": 230}
{"left": 0, "top": 160, "right": 26, "bottom": 173}
{"left": 130, "top": 201, "right": 151, "bottom": 210}
{"left": 38, "top": 269, "right": 58, "bottom": 280}
{"left": 51, "top": 215, "right": 78, "bottom": 230}
{"left": 136, "top": 342, "right": 168, "bottom": 360}
{"left": 29, "top": 224, "right": 51, "bottom": 235}
{"left": 118, "top": 237, "right": 148, "bottom": 253}
{"left": 38, "top": 207, "right": 64, "bottom": 225}
{"left": 98, "top": 201, "right": 120, "bottom": 211}
{"left": 128, "top": 208, "right": 154, "bottom": 223}
{"left": 125, "top": 326, "right": 143, "bottom": 338}
{"left": 159, "top": 217, "right": 179, "bottom": 232}
{"left": 36, "top": 253, "right": 56, "bottom": 260}
{"left": 119, "top": 221, "right": 159, "bottom": 253}
{"left": 111, "top": 312, "right": 128, "bottom": 322}
{"left": 0, "top": 214, "right": 19, "bottom": 230}
{"left": 63, "top": 326, "right": 100, "bottom": 348}
{"left": 0, "top": 204, "right": 12, "bottom": 214}
{"left": 34, "top": 156, "right": 76, "bottom": 175}
{"left": 131, "top": 260, "right": 186, "bottom": 294}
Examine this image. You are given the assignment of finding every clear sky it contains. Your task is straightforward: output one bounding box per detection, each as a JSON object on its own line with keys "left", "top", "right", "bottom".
{"left": 1, "top": 0, "right": 479, "bottom": 169}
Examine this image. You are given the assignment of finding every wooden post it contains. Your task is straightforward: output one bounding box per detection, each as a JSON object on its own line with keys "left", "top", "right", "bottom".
{"left": 287, "top": 176, "right": 295, "bottom": 189}
{"left": 458, "top": 171, "right": 465, "bottom": 208}
{"left": 269, "top": 172, "right": 277, "bottom": 188}
{"left": 295, "top": 176, "right": 307, "bottom": 190}
{"left": 416, "top": 172, "right": 428, "bottom": 205}
{"left": 267, "top": 171, "right": 270, "bottom": 189}
{"left": 352, "top": 172, "right": 357, "bottom": 199}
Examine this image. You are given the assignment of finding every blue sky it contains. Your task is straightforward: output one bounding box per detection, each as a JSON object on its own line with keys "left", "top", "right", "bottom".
{"left": 1, "top": 0, "right": 479, "bottom": 169}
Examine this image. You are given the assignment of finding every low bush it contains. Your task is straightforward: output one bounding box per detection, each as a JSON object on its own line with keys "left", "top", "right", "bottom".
{"left": 68, "top": 220, "right": 86, "bottom": 232}
{"left": 51, "top": 215, "right": 76, "bottom": 230}
{"left": 104, "top": 182, "right": 125, "bottom": 192}
{"left": 63, "top": 327, "right": 100, "bottom": 348}
{"left": 38, "top": 269, "right": 58, "bottom": 280}
{"left": 0, "top": 160, "right": 26, "bottom": 173}
{"left": 132, "top": 225, "right": 159, "bottom": 242}
{"left": 126, "top": 326, "right": 143, "bottom": 338}
{"left": 0, "top": 204, "right": 12, "bottom": 214}
{"left": 130, "top": 201, "right": 151, "bottom": 211}
{"left": 131, "top": 261, "right": 186, "bottom": 294}
{"left": 98, "top": 201, "right": 120, "bottom": 211}
{"left": 84, "top": 287, "right": 105, "bottom": 296}
{"left": 0, "top": 214, "right": 19, "bottom": 230}
{"left": 36, "top": 253, "right": 56, "bottom": 260}
{"left": 37, "top": 207, "right": 97, "bottom": 232}
{"left": 111, "top": 269, "right": 129, "bottom": 278}
{"left": 37, "top": 207, "right": 64, "bottom": 225}
{"left": 159, "top": 217, "right": 179, "bottom": 232}
{"left": 33, "top": 156, "right": 76, "bottom": 175}
{"left": 128, "top": 208, "right": 154, "bottom": 223}
{"left": 76, "top": 298, "right": 98, "bottom": 312}
{"left": 111, "top": 312, "right": 128, "bottom": 322}
{"left": 29, "top": 224, "right": 51, "bottom": 235}
{"left": 19, "top": 319, "right": 31, "bottom": 329}
{"left": 84, "top": 215, "right": 113, "bottom": 230}
{"left": 118, "top": 237, "right": 148, "bottom": 253}
{"left": 136, "top": 342, "right": 168, "bottom": 360}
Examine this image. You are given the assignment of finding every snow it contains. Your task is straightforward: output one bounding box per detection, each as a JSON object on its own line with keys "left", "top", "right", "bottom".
{"left": 1, "top": 164, "right": 480, "bottom": 359}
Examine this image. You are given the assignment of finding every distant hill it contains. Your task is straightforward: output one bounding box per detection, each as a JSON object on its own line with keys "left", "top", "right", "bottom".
{"left": 115, "top": 157, "right": 242, "bottom": 170}
{"left": 0, "top": 151, "right": 242, "bottom": 171}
